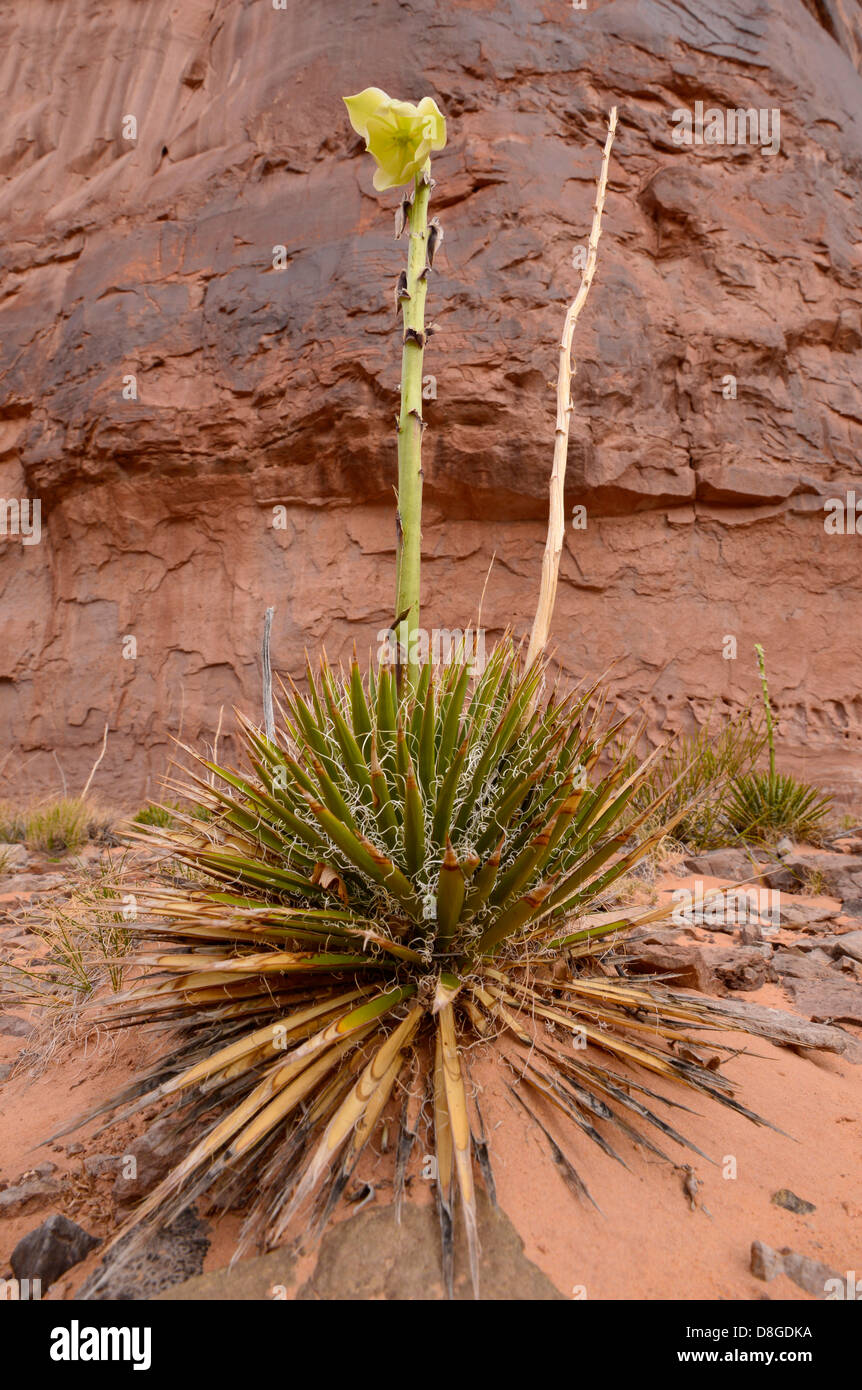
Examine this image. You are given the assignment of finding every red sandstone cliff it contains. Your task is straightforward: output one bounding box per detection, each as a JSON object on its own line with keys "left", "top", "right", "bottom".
{"left": 1, "top": 0, "right": 861, "bottom": 803}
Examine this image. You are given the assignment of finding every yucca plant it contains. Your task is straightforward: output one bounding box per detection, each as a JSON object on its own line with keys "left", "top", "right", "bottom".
{"left": 64, "top": 643, "right": 792, "bottom": 1298}
{"left": 726, "top": 771, "right": 832, "bottom": 843}
{"left": 59, "top": 98, "right": 799, "bottom": 1300}
{"left": 727, "top": 647, "right": 831, "bottom": 842}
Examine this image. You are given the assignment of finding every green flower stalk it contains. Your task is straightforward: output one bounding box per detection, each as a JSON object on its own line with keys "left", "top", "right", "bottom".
{"left": 344, "top": 88, "right": 447, "bottom": 687}
{"left": 754, "top": 643, "right": 776, "bottom": 778}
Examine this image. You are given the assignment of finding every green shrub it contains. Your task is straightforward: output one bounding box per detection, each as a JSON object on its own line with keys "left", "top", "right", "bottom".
{"left": 725, "top": 770, "right": 831, "bottom": 842}
{"left": 727, "top": 646, "right": 831, "bottom": 843}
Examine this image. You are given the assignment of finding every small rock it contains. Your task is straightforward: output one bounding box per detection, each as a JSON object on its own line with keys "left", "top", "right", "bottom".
{"left": 710, "top": 944, "right": 772, "bottom": 991}
{"left": 762, "top": 865, "right": 800, "bottom": 893}
{"left": 779, "top": 899, "right": 840, "bottom": 927}
{"left": 683, "top": 849, "right": 767, "bottom": 882}
{"left": 807, "top": 947, "right": 834, "bottom": 966}
{"left": 10, "top": 1213, "right": 100, "bottom": 1291}
{"left": 782, "top": 852, "right": 862, "bottom": 903}
{"left": 0, "top": 1063, "right": 12, "bottom": 1083}
{"left": 0, "top": 1177, "right": 60, "bottom": 1216}
{"left": 779, "top": 973, "right": 862, "bottom": 1025}
{"left": 33, "top": 1161, "right": 57, "bottom": 1178}
{"left": 789, "top": 935, "right": 840, "bottom": 956}
{"left": 751, "top": 1240, "right": 842, "bottom": 1298}
{"left": 751, "top": 1239, "right": 784, "bottom": 1282}
{"left": 781, "top": 1249, "right": 845, "bottom": 1300}
{"left": 1, "top": 872, "right": 65, "bottom": 895}
{"left": 834, "top": 930, "right": 862, "bottom": 964}
{"left": 773, "top": 949, "right": 832, "bottom": 980}
{"left": 707, "top": 997, "right": 862, "bottom": 1062}
{"left": 65, "top": 1142, "right": 84, "bottom": 1156}
{"left": 83, "top": 1154, "right": 121, "bottom": 1178}
{"left": 112, "top": 1117, "right": 189, "bottom": 1203}
{"left": 775, "top": 836, "right": 794, "bottom": 858}
{"left": 671, "top": 1040, "right": 722, "bottom": 1070}
{"left": 620, "top": 939, "right": 717, "bottom": 994}
{"left": 0, "top": 1015, "right": 31, "bottom": 1037}
{"left": 297, "top": 1191, "right": 561, "bottom": 1302}
{"left": 0, "top": 842, "right": 28, "bottom": 870}
{"left": 772, "top": 1188, "right": 816, "bottom": 1215}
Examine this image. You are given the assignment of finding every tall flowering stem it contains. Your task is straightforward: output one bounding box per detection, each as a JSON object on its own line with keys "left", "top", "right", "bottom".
{"left": 343, "top": 88, "right": 446, "bottom": 691}
{"left": 755, "top": 643, "right": 776, "bottom": 778}
{"left": 395, "top": 169, "right": 432, "bottom": 688}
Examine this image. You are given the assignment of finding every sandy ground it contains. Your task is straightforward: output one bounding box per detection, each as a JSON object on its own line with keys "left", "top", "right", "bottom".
{"left": 1, "top": 865, "right": 861, "bottom": 1300}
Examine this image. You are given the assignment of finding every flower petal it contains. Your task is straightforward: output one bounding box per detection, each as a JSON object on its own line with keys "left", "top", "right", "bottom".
{"left": 343, "top": 87, "right": 390, "bottom": 141}
{"left": 344, "top": 90, "right": 446, "bottom": 191}
{"left": 417, "top": 97, "right": 447, "bottom": 151}
{"left": 373, "top": 164, "right": 400, "bottom": 192}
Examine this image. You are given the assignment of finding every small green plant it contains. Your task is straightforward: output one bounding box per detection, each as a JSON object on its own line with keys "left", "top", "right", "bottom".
{"left": 800, "top": 867, "right": 828, "bottom": 896}
{"left": 725, "top": 771, "right": 832, "bottom": 843}
{"left": 132, "top": 802, "right": 182, "bottom": 828}
{"left": 727, "top": 647, "right": 832, "bottom": 842}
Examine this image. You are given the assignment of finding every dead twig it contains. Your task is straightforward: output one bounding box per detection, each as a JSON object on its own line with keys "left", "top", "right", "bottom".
{"left": 81, "top": 721, "right": 109, "bottom": 799}
{"left": 527, "top": 108, "right": 618, "bottom": 666}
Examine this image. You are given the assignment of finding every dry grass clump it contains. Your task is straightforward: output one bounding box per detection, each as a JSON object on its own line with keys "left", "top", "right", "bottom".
{"left": 0, "top": 796, "right": 119, "bottom": 854}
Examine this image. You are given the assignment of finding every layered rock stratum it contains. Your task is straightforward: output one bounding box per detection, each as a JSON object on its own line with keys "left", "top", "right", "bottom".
{"left": 1, "top": 0, "right": 861, "bottom": 802}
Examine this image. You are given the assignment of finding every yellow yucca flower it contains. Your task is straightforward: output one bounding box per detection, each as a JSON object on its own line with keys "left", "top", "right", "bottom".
{"left": 343, "top": 87, "right": 446, "bottom": 190}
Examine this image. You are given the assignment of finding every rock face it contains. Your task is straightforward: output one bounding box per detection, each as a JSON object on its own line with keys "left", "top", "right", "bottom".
{"left": 2, "top": 0, "right": 861, "bottom": 802}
